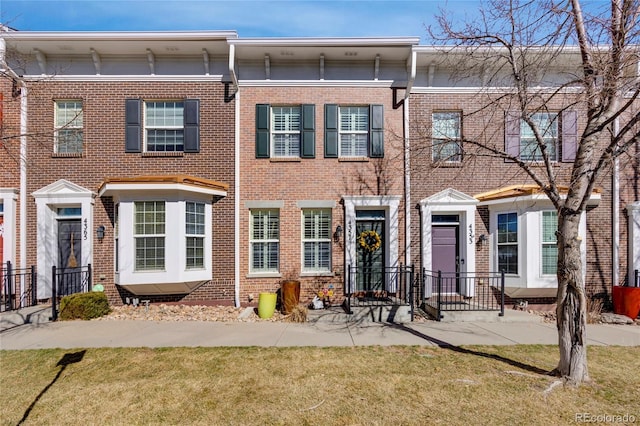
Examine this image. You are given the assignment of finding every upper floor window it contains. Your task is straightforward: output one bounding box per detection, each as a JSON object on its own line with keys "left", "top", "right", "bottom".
{"left": 250, "top": 209, "right": 279, "bottom": 273}
{"left": 505, "top": 110, "right": 577, "bottom": 162}
{"left": 324, "top": 104, "right": 384, "bottom": 159}
{"left": 145, "top": 101, "right": 184, "bottom": 152}
{"left": 432, "top": 111, "right": 461, "bottom": 162}
{"left": 55, "top": 100, "right": 83, "bottom": 154}
{"left": 272, "top": 106, "right": 301, "bottom": 157}
{"left": 520, "top": 113, "right": 558, "bottom": 161}
{"left": 125, "top": 99, "right": 200, "bottom": 154}
{"left": 339, "top": 106, "right": 369, "bottom": 157}
{"left": 497, "top": 212, "right": 518, "bottom": 274}
{"left": 302, "top": 209, "right": 331, "bottom": 273}
{"left": 541, "top": 211, "right": 558, "bottom": 275}
{"left": 255, "top": 104, "right": 315, "bottom": 159}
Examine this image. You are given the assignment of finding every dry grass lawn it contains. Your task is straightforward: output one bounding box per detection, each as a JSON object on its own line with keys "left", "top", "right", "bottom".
{"left": 1, "top": 345, "right": 639, "bottom": 425}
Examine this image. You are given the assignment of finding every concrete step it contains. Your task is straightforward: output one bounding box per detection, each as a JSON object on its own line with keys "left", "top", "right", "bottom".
{"left": 0, "top": 305, "right": 52, "bottom": 331}
{"left": 308, "top": 304, "right": 412, "bottom": 324}
{"left": 424, "top": 303, "right": 542, "bottom": 323}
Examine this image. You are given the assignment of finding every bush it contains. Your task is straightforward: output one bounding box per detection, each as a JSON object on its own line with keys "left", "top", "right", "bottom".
{"left": 59, "top": 292, "right": 111, "bottom": 320}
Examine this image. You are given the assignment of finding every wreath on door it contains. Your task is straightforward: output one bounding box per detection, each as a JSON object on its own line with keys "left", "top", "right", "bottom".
{"left": 358, "top": 230, "right": 381, "bottom": 253}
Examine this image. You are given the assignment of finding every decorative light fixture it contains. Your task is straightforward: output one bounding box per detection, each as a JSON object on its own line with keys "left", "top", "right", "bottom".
{"left": 96, "top": 225, "right": 106, "bottom": 241}
{"left": 333, "top": 225, "right": 343, "bottom": 243}
{"left": 477, "top": 234, "right": 488, "bottom": 246}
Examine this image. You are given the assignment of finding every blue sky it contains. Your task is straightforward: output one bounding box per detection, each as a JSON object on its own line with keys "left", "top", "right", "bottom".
{"left": 1, "top": 0, "right": 482, "bottom": 40}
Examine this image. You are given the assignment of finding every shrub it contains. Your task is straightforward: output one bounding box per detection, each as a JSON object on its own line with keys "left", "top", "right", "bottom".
{"left": 59, "top": 292, "right": 111, "bottom": 320}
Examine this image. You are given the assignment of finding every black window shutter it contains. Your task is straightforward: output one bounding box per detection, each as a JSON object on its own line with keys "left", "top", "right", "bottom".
{"left": 256, "top": 104, "right": 270, "bottom": 158}
{"left": 184, "top": 99, "right": 200, "bottom": 153}
{"left": 561, "top": 110, "right": 577, "bottom": 162}
{"left": 504, "top": 110, "right": 521, "bottom": 161}
{"left": 324, "top": 104, "right": 338, "bottom": 158}
{"left": 301, "top": 104, "right": 315, "bottom": 158}
{"left": 369, "top": 104, "right": 384, "bottom": 158}
{"left": 125, "top": 99, "right": 141, "bottom": 153}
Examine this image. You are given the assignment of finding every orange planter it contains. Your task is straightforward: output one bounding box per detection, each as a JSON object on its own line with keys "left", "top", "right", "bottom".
{"left": 612, "top": 286, "right": 640, "bottom": 320}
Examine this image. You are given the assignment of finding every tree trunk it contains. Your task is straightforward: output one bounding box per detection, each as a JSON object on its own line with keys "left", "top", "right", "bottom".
{"left": 555, "top": 211, "right": 590, "bottom": 385}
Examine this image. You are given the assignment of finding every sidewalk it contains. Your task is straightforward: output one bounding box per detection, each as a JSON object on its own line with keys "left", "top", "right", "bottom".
{"left": 1, "top": 306, "right": 639, "bottom": 350}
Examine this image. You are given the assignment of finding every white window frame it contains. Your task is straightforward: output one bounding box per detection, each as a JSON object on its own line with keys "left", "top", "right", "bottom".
{"left": 144, "top": 100, "right": 185, "bottom": 152}
{"left": 250, "top": 209, "right": 280, "bottom": 273}
{"left": 185, "top": 201, "right": 205, "bottom": 270}
{"left": 134, "top": 201, "right": 166, "bottom": 271}
{"left": 54, "top": 100, "right": 83, "bottom": 154}
{"left": 520, "top": 113, "right": 558, "bottom": 162}
{"left": 271, "top": 106, "right": 301, "bottom": 157}
{"left": 302, "top": 209, "right": 332, "bottom": 273}
{"left": 339, "top": 106, "right": 369, "bottom": 157}
{"left": 541, "top": 210, "right": 558, "bottom": 275}
{"left": 432, "top": 111, "right": 462, "bottom": 162}
{"left": 497, "top": 212, "right": 518, "bottom": 275}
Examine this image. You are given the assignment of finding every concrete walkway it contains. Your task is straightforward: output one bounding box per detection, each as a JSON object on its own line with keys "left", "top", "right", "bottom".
{"left": 1, "top": 305, "right": 639, "bottom": 350}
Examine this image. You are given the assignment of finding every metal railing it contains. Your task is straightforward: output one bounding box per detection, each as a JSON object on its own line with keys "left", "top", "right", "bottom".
{"left": 635, "top": 269, "right": 639, "bottom": 287}
{"left": 421, "top": 270, "right": 505, "bottom": 321}
{"left": 1, "top": 261, "right": 38, "bottom": 312}
{"left": 345, "top": 264, "right": 415, "bottom": 319}
{"left": 51, "top": 264, "right": 92, "bottom": 321}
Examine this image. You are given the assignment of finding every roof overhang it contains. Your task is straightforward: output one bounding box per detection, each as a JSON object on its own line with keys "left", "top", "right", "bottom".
{"left": 98, "top": 175, "right": 228, "bottom": 198}
{"left": 475, "top": 184, "right": 601, "bottom": 206}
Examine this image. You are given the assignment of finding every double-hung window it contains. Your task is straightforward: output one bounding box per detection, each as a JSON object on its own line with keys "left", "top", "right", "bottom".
{"left": 302, "top": 209, "right": 331, "bottom": 272}
{"left": 272, "top": 106, "right": 301, "bottom": 157}
{"left": 541, "top": 211, "right": 558, "bottom": 275}
{"left": 250, "top": 209, "right": 279, "bottom": 272}
{"left": 497, "top": 212, "right": 518, "bottom": 274}
{"left": 186, "top": 202, "right": 205, "bottom": 269}
{"left": 145, "top": 101, "right": 185, "bottom": 152}
{"left": 55, "top": 100, "right": 83, "bottom": 154}
{"left": 339, "top": 106, "right": 369, "bottom": 157}
{"left": 520, "top": 113, "right": 558, "bottom": 161}
{"left": 432, "top": 112, "right": 462, "bottom": 162}
{"left": 134, "top": 201, "right": 165, "bottom": 271}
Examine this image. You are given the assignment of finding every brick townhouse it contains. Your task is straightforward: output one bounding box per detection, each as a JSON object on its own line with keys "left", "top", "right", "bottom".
{"left": 1, "top": 31, "right": 238, "bottom": 306}
{"left": 1, "top": 29, "right": 638, "bottom": 312}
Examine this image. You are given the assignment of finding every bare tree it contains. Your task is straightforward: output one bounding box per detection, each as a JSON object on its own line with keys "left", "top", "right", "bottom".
{"left": 427, "top": 0, "right": 640, "bottom": 385}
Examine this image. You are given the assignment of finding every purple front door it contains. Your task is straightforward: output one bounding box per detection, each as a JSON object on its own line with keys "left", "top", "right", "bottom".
{"left": 432, "top": 225, "right": 458, "bottom": 293}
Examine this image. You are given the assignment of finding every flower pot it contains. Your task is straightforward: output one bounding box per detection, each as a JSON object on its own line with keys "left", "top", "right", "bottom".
{"left": 258, "top": 292, "right": 277, "bottom": 319}
{"left": 612, "top": 286, "right": 640, "bottom": 320}
{"left": 281, "top": 280, "right": 300, "bottom": 314}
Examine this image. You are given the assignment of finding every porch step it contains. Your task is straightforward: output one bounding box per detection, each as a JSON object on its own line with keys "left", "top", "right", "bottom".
{"left": 424, "top": 304, "right": 542, "bottom": 323}
{"left": 307, "top": 305, "right": 412, "bottom": 324}
{"left": 0, "top": 305, "right": 52, "bottom": 331}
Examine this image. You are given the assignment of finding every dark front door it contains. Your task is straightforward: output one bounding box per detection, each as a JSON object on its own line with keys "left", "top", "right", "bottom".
{"left": 355, "top": 212, "right": 385, "bottom": 295}
{"left": 432, "top": 225, "right": 459, "bottom": 293}
{"left": 58, "top": 220, "right": 82, "bottom": 295}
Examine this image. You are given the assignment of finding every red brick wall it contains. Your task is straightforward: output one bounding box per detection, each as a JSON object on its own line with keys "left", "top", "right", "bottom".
{"left": 23, "top": 80, "right": 236, "bottom": 305}
{"left": 238, "top": 86, "right": 406, "bottom": 304}
{"left": 407, "top": 92, "right": 623, "bottom": 301}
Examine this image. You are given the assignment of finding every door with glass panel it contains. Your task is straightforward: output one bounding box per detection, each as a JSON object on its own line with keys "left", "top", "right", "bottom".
{"left": 355, "top": 210, "right": 385, "bottom": 296}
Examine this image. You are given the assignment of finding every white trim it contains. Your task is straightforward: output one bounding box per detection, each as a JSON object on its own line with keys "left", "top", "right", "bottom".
{"left": 0, "top": 189, "right": 18, "bottom": 267}
{"left": 32, "top": 180, "right": 96, "bottom": 299}
{"left": 229, "top": 37, "right": 420, "bottom": 46}
{"left": 627, "top": 201, "right": 640, "bottom": 286}
{"left": 410, "top": 86, "right": 586, "bottom": 95}
{"left": 239, "top": 80, "right": 397, "bottom": 88}
{"left": 342, "top": 195, "right": 401, "bottom": 294}
{"left": 3, "top": 31, "right": 238, "bottom": 41}
{"left": 99, "top": 182, "right": 227, "bottom": 198}
{"left": 22, "top": 75, "right": 225, "bottom": 82}
{"left": 418, "top": 189, "right": 478, "bottom": 298}
{"left": 234, "top": 89, "right": 240, "bottom": 306}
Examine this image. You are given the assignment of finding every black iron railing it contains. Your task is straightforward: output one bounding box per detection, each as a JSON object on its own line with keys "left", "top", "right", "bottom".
{"left": 51, "top": 264, "right": 92, "bottom": 321}
{"left": 635, "top": 269, "right": 639, "bottom": 287}
{"left": 421, "top": 270, "right": 505, "bottom": 321}
{"left": 1, "top": 261, "right": 37, "bottom": 312}
{"left": 345, "top": 264, "right": 415, "bottom": 319}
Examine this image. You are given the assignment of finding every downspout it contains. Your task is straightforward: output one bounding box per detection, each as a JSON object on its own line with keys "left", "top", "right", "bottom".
{"left": 229, "top": 43, "right": 241, "bottom": 307}
{"left": 403, "top": 50, "right": 416, "bottom": 265}
{"left": 0, "top": 37, "right": 28, "bottom": 304}
{"left": 612, "top": 109, "right": 620, "bottom": 288}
